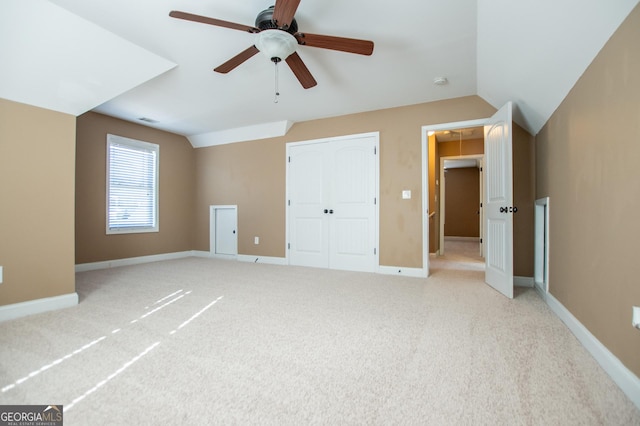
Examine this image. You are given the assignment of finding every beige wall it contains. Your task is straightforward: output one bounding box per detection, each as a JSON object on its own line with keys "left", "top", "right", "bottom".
{"left": 75, "top": 112, "right": 195, "bottom": 264}
{"left": 0, "top": 99, "right": 76, "bottom": 306}
{"left": 195, "top": 95, "right": 534, "bottom": 272}
{"left": 513, "top": 123, "right": 535, "bottom": 278}
{"left": 194, "top": 137, "right": 286, "bottom": 258}
{"left": 536, "top": 3, "right": 640, "bottom": 376}
{"left": 444, "top": 167, "right": 480, "bottom": 237}
{"left": 439, "top": 138, "right": 484, "bottom": 157}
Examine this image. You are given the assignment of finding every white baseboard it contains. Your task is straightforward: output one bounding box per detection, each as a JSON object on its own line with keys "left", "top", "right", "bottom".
{"left": 444, "top": 236, "right": 480, "bottom": 242}
{"left": 536, "top": 287, "right": 640, "bottom": 410}
{"left": 76, "top": 251, "right": 195, "bottom": 272}
{"left": 191, "top": 251, "right": 238, "bottom": 261}
{"left": 0, "top": 293, "right": 78, "bottom": 323}
{"left": 237, "top": 255, "right": 287, "bottom": 265}
{"left": 514, "top": 276, "right": 534, "bottom": 287}
{"left": 378, "top": 265, "right": 427, "bottom": 278}
{"left": 77, "top": 251, "right": 289, "bottom": 272}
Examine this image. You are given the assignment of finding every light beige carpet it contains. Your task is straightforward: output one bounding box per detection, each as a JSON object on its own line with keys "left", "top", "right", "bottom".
{"left": 1, "top": 255, "right": 639, "bottom": 425}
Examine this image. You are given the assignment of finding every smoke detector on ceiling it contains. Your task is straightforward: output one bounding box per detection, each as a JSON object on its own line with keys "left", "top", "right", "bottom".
{"left": 433, "top": 77, "right": 448, "bottom": 86}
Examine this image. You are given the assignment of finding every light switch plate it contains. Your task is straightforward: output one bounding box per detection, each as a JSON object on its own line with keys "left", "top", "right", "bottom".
{"left": 0, "top": 266, "right": 3, "bottom": 284}
{"left": 633, "top": 306, "right": 640, "bottom": 329}
{"left": 402, "top": 190, "right": 411, "bottom": 199}
{"left": 254, "top": 236, "right": 259, "bottom": 245}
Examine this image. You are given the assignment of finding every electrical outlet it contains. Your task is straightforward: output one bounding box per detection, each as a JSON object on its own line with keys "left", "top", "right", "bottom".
{"left": 633, "top": 306, "right": 640, "bottom": 329}
{"left": 254, "top": 236, "right": 259, "bottom": 245}
{"left": 0, "top": 266, "right": 3, "bottom": 284}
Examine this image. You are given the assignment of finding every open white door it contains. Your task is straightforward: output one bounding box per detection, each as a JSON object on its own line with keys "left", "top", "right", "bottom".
{"left": 484, "top": 102, "right": 513, "bottom": 298}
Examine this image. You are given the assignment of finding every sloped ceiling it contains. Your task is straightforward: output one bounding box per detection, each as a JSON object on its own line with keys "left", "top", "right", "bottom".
{"left": 0, "top": 0, "right": 176, "bottom": 117}
{"left": 2, "top": 0, "right": 638, "bottom": 144}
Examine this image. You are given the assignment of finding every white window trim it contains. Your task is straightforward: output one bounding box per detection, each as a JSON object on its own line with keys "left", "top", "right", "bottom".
{"left": 106, "top": 134, "right": 159, "bottom": 235}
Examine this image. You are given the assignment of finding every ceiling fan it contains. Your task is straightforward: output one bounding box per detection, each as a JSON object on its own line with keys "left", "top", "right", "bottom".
{"left": 169, "top": 0, "right": 374, "bottom": 90}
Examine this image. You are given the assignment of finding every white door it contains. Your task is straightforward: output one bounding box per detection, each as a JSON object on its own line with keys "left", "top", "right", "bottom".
{"left": 484, "top": 102, "right": 513, "bottom": 298}
{"left": 288, "top": 144, "right": 329, "bottom": 268}
{"left": 288, "top": 135, "right": 377, "bottom": 272}
{"left": 214, "top": 207, "right": 237, "bottom": 256}
{"left": 329, "top": 137, "right": 377, "bottom": 272}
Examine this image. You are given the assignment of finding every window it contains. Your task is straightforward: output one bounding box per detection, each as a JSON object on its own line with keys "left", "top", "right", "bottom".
{"left": 106, "top": 134, "right": 159, "bottom": 234}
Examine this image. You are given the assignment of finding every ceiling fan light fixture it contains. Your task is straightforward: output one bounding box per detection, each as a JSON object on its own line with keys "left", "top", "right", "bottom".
{"left": 255, "top": 29, "right": 297, "bottom": 62}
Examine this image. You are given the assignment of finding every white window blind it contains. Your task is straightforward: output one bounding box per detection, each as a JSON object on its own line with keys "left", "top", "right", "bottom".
{"left": 106, "top": 134, "right": 159, "bottom": 234}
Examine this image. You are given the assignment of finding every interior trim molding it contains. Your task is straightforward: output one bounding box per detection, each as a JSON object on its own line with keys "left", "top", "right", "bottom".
{"left": 76, "top": 251, "right": 195, "bottom": 272}
{"left": 444, "top": 236, "right": 480, "bottom": 242}
{"left": 378, "top": 265, "right": 427, "bottom": 278}
{"left": 536, "top": 287, "right": 640, "bottom": 410}
{"left": 237, "top": 255, "right": 287, "bottom": 265}
{"left": 0, "top": 293, "right": 78, "bottom": 323}
{"left": 514, "top": 276, "right": 534, "bottom": 287}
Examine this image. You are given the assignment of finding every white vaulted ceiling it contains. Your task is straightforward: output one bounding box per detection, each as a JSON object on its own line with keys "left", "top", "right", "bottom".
{"left": 1, "top": 0, "right": 638, "bottom": 145}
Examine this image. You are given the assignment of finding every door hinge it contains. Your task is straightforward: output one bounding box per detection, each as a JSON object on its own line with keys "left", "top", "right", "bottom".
{"left": 374, "top": 248, "right": 377, "bottom": 255}
{"left": 480, "top": 202, "right": 483, "bottom": 208}
{"left": 374, "top": 197, "right": 377, "bottom": 205}
{"left": 288, "top": 243, "right": 290, "bottom": 249}
{"left": 288, "top": 200, "right": 290, "bottom": 206}
{"left": 288, "top": 156, "right": 291, "bottom": 163}
{"left": 374, "top": 146, "right": 377, "bottom": 155}
{"left": 480, "top": 238, "right": 483, "bottom": 244}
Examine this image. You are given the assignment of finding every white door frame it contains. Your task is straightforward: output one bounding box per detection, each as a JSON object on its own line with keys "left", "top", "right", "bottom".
{"left": 285, "top": 132, "right": 380, "bottom": 271}
{"left": 534, "top": 197, "right": 550, "bottom": 293}
{"left": 210, "top": 205, "right": 238, "bottom": 259}
{"left": 438, "top": 154, "right": 484, "bottom": 256}
{"left": 421, "top": 119, "right": 488, "bottom": 276}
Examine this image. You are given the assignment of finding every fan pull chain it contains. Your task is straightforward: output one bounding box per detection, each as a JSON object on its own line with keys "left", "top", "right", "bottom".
{"left": 274, "top": 61, "right": 280, "bottom": 104}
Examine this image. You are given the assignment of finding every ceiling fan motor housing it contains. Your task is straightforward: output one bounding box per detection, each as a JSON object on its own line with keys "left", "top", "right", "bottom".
{"left": 256, "top": 6, "right": 298, "bottom": 34}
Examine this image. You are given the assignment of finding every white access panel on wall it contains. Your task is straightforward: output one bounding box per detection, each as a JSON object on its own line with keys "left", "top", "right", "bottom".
{"left": 287, "top": 133, "right": 379, "bottom": 273}
{"left": 210, "top": 205, "right": 237, "bottom": 258}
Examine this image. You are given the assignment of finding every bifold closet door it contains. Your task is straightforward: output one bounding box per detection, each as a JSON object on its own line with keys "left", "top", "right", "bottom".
{"left": 288, "top": 136, "right": 376, "bottom": 272}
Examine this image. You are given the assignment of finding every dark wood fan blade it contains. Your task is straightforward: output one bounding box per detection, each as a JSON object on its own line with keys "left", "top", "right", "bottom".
{"left": 285, "top": 52, "right": 317, "bottom": 89}
{"left": 214, "top": 45, "right": 260, "bottom": 73}
{"left": 295, "top": 33, "right": 374, "bottom": 55}
{"left": 272, "top": 0, "right": 301, "bottom": 29}
{"left": 169, "top": 11, "right": 260, "bottom": 33}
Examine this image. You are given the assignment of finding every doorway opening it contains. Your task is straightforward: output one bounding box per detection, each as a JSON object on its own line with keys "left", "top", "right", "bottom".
{"left": 422, "top": 102, "right": 514, "bottom": 299}
{"left": 422, "top": 119, "right": 488, "bottom": 274}
{"left": 440, "top": 154, "right": 484, "bottom": 258}
{"left": 422, "top": 121, "right": 486, "bottom": 273}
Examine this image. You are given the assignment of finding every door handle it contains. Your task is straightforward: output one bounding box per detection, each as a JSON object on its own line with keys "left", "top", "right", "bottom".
{"left": 324, "top": 209, "right": 328, "bottom": 214}
{"left": 329, "top": 209, "right": 334, "bottom": 214}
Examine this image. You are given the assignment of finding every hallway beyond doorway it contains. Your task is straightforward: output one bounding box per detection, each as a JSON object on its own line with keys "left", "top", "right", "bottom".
{"left": 430, "top": 239, "right": 484, "bottom": 272}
